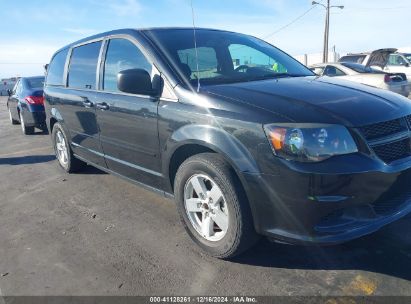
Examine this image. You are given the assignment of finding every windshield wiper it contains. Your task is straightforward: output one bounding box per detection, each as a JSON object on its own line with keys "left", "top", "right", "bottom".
{"left": 255, "top": 73, "right": 308, "bottom": 79}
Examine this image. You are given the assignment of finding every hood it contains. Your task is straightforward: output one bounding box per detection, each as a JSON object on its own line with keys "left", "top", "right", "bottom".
{"left": 202, "top": 76, "right": 411, "bottom": 127}
{"left": 366, "top": 48, "right": 397, "bottom": 68}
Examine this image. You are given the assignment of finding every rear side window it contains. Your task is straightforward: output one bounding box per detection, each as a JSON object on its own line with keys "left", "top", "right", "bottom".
{"left": 103, "top": 38, "right": 152, "bottom": 92}
{"left": 339, "top": 55, "right": 366, "bottom": 64}
{"left": 46, "top": 49, "right": 68, "bottom": 86}
{"left": 68, "top": 41, "right": 102, "bottom": 90}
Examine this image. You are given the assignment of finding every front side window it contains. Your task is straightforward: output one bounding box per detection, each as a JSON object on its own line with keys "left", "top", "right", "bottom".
{"left": 103, "top": 38, "right": 152, "bottom": 92}
{"left": 68, "top": 41, "right": 102, "bottom": 90}
{"left": 145, "top": 29, "right": 313, "bottom": 86}
{"left": 46, "top": 49, "right": 68, "bottom": 86}
{"left": 388, "top": 54, "right": 408, "bottom": 66}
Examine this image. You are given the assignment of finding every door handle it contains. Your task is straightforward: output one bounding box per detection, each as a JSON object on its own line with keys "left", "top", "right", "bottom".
{"left": 96, "top": 102, "right": 110, "bottom": 110}
{"left": 81, "top": 97, "right": 93, "bottom": 108}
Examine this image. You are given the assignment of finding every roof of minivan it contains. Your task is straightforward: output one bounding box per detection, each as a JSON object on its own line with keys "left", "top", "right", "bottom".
{"left": 52, "top": 27, "right": 239, "bottom": 56}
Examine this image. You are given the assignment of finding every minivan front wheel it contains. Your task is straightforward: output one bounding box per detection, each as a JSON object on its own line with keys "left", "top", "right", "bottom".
{"left": 52, "top": 123, "right": 85, "bottom": 172}
{"left": 174, "top": 153, "right": 258, "bottom": 258}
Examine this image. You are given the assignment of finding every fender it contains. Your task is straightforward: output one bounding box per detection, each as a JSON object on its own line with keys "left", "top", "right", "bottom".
{"left": 47, "top": 107, "right": 71, "bottom": 139}
{"left": 163, "top": 124, "right": 260, "bottom": 179}
{"left": 50, "top": 107, "right": 65, "bottom": 122}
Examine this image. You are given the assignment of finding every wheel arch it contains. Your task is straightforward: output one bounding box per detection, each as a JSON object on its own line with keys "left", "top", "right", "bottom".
{"left": 48, "top": 107, "right": 69, "bottom": 136}
{"left": 164, "top": 124, "right": 260, "bottom": 194}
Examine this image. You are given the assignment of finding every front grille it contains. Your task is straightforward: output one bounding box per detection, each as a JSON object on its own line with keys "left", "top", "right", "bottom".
{"left": 359, "top": 118, "right": 405, "bottom": 140}
{"left": 358, "top": 115, "right": 411, "bottom": 163}
{"left": 372, "top": 138, "right": 411, "bottom": 163}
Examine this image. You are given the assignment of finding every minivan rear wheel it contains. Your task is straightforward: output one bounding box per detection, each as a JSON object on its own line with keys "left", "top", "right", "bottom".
{"left": 174, "top": 153, "right": 259, "bottom": 258}
{"left": 52, "top": 123, "right": 85, "bottom": 172}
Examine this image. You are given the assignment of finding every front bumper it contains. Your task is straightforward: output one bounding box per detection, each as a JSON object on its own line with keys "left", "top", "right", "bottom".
{"left": 244, "top": 153, "right": 411, "bottom": 245}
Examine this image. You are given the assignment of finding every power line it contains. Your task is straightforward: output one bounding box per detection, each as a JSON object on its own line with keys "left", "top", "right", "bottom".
{"left": 348, "top": 6, "right": 411, "bottom": 10}
{"left": 262, "top": 6, "right": 317, "bottom": 39}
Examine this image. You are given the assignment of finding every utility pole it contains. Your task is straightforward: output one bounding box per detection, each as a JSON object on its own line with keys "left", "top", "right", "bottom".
{"left": 312, "top": 1, "right": 344, "bottom": 63}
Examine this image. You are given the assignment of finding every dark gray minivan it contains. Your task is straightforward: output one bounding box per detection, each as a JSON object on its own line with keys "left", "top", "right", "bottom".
{"left": 44, "top": 28, "right": 411, "bottom": 258}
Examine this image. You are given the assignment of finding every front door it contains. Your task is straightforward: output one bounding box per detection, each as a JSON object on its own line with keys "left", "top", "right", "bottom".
{"left": 63, "top": 40, "right": 106, "bottom": 167}
{"left": 95, "top": 37, "right": 161, "bottom": 187}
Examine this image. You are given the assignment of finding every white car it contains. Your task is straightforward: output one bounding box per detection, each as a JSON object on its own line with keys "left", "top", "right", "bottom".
{"left": 339, "top": 48, "right": 411, "bottom": 84}
{"left": 310, "top": 62, "right": 410, "bottom": 97}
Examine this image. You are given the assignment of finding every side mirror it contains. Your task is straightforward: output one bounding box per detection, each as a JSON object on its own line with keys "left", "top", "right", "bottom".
{"left": 117, "top": 69, "right": 159, "bottom": 96}
{"left": 405, "top": 62, "right": 410, "bottom": 67}
{"left": 7, "top": 89, "right": 11, "bottom": 97}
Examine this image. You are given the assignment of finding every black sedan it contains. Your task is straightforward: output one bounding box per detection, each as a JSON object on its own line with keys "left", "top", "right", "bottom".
{"left": 7, "top": 76, "right": 46, "bottom": 134}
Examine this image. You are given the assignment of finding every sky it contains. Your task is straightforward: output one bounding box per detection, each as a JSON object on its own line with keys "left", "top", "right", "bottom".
{"left": 1, "top": 0, "right": 410, "bottom": 79}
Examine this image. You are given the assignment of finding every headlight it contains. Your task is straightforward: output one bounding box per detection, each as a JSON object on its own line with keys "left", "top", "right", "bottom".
{"left": 264, "top": 124, "right": 358, "bottom": 162}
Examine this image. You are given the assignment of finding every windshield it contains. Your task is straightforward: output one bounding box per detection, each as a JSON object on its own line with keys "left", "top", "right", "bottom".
{"left": 26, "top": 77, "right": 45, "bottom": 89}
{"left": 340, "top": 62, "right": 382, "bottom": 74}
{"left": 144, "top": 29, "right": 313, "bottom": 87}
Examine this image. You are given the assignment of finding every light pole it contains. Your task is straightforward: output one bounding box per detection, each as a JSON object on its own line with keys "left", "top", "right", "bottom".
{"left": 312, "top": 0, "right": 344, "bottom": 63}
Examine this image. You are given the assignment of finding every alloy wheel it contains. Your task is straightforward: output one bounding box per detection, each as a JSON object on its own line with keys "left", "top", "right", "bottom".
{"left": 55, "top": 130, "right": 69, "bottom": 167}
{"left": 184, "top": 174, "right": 229, "bottom": 242}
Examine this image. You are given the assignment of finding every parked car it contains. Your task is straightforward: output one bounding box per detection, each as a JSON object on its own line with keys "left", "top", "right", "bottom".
{"left": 7, "top": 76, "right": 46, "bottom": 134}
{"left": 401, "top": 53, "right": 411, "bottom": 63}
{"left": 310, "top": 62, "right": 410, "bottom": 97}
{"left": 44, "top": 28, "right": 411, "bottom": 258}
{"left": 339, "top": 48, "right": 411, "bottom": 83}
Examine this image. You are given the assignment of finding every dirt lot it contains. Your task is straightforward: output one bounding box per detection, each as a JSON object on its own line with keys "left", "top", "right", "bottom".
{"left": 0, "top": 96, "right": 411, "bottom": 297}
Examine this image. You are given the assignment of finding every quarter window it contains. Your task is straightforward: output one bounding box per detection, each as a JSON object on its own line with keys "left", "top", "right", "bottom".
{"left": 46, "top": 49, "right": 69, "bottom": 86}
{"left": 324, "top": 66, "right": 346, "bottom": 77}
{"left": 68, "top": 41, "right": 102, "bottom": 90}
{"left": 103, "top": 38, "right": 152, "bottom": 92}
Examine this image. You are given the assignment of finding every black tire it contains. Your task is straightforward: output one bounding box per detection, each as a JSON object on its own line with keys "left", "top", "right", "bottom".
{"left": 19, "top": 111, "right": 34, "bottom": 135}
{"left": 8, "top": 106, "right": 19, "bottom": 125}
{"left": 174, "top": 153, "right": 259, "bottom": 258}
{"left": 51, "top": 122, "right": 85, "bottom": 173}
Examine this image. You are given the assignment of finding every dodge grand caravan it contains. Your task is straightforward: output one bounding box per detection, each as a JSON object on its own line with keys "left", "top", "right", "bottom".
{"left": 44, "top": 28, "right": 411, "bottom": 258}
